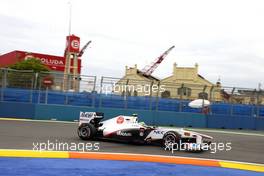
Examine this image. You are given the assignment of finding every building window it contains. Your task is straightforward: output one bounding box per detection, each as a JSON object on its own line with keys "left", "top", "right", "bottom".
{"left": 134, "top": 90, "right": 138, "bottom": 96}
{"left": 198, "top": 92, "right": 208, "bottom": 100}
{"left": 161, "top": 90, "right": 171, "bottom": 98}
{"left": 177, "top": 87, "right": 191, "bottom": 96}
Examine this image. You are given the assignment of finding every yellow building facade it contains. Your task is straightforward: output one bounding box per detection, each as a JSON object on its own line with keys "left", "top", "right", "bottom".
{"left": 160, "top": 63, "right": 222, "bottom": 101}
{"left": 116, "top": 63, "right": 222, "bottom": 101}
{"left": 115, "top": 64, "right": 159, "bottom": 97}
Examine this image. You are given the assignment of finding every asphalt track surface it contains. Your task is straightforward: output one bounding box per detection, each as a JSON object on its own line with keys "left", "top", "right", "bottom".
{"left": 0, "top": 120, "right": 263, "bottom": 164}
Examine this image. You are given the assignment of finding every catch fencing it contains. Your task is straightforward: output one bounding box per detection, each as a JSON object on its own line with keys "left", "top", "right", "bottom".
{"left": 0, "top": 68, "right": 263, "bottom": 117}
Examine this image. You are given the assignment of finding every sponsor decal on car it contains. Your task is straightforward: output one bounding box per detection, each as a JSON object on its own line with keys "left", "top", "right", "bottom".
{"left": 116, "top": 131, "right": 132, "bottom": 137}
{"left": 153, "top": 130, "right": 165, "bottom": 135}
{"left": 79, "top": 112, "right": 94, "bottom": 120}
{"left": 80, "top": 112, "right": 94, "bottom": 118}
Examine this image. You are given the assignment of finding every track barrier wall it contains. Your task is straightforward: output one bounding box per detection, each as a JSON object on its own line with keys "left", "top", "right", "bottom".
{"left": 1, "top": 101, "right": 264, "bottom": 130}
{"left": 207, "top": 115, "right": 258, "bottom": 129}
{"left": 0, "top": 102, "right": 34, "bottom": 119}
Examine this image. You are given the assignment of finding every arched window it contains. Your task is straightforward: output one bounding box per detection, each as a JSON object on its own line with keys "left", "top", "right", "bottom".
{"left": 177, "top": 87, "right": 191, "bottom": 96}
{"left": 198, "top": 92, "right": 208, "bottom": 100}
{"left": 161, "top": 90, "right": 171, "bottom": 98}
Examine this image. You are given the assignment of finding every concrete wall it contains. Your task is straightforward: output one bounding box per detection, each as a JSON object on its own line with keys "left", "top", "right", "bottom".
{"left": 0, "top": 102, "right": 35, "bottom": 119}
{"left": 35, "top": 104, "right": 95, "bottom": 121}
{"left": 0, "top": 102, "right": 263, "bottom": 130}
{"left": 207, "top": 115, "right": 257, "bottom": 129}
{"left": 34, "top": 104, "right": 206, "bottom": 127}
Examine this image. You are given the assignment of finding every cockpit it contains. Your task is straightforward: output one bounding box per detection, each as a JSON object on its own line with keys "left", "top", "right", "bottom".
{"left": 123, "top": 116, "right": 138, "bottom": 124}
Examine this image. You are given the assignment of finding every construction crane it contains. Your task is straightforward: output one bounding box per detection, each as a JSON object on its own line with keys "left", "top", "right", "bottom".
{"left": 141, "top": 45, "right": 175, "bottom": 76}
{"left": 78, "top": 40, "right": 92, "bottom": 57}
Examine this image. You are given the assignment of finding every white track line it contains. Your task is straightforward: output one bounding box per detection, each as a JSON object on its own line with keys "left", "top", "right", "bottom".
{"left": 0, "top": 118, "right": 77, "bottom": 124}
{"left": 186, "top": 128, "right": 264, "bottom": 137}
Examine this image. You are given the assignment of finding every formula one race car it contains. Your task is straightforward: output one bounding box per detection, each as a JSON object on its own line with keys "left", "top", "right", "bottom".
{"left": 77, "top": 112, "right": 213, "bottom": 151}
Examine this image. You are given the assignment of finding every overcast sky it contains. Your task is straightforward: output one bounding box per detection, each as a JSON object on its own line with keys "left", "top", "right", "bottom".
{"left": 1, "top": 0, "right": 264, "bottom": 88}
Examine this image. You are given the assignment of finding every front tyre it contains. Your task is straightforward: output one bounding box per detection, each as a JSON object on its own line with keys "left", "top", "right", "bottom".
{"left": 78, "top": 123, "right": 96, "bottom": 140}
{"left": 163, "top": 131, "right": 181, "bottom": 150}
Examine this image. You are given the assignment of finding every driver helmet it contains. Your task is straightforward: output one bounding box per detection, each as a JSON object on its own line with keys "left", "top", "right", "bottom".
{"left": 139, "top": 121, "right": 146, "bottom": 126}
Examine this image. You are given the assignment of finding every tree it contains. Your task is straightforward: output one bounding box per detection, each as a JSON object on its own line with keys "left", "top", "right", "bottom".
{"left": 7, "top": 58, "right": 51, "bottom": 89}
{"left": 9, "top": 58, "right": 49, "bottom": 72}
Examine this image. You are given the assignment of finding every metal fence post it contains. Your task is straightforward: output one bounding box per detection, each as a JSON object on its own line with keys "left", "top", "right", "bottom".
{"left": 256, "top": 90, "right": 260, "bottom": 117}
{"left": 1, "top": 68, "right": 8, "bottom": 101}
{"left": 64, "top": 74, "right": 71, "bottom": 105}
{"left": 92, "top": 76, "right": 97, "bottom": 107}
{"left": 155, "top": 82, "right": 161, "bottom": 111}
{"left": 179, "top": 83, "right": 184, "bottom": 112}
{"left": 99, "top": 76, "right": 104, "bottom": 108}
{"left": 0, "top": 69, "right": 1, "bottom": 101}
{"left": 64, "top": 74, "right": 68, "bottom": 105}
{"left": 65, "top": 90, "right": 69, "bottom": 105}
{"left": 0, "top": 69, "right": 4, "bottom": 101}
{"left": 3, "top": 68, "right": 7, "bottom": 89}
{"left": 149, "top": 81, "right": 154, "bottom": 110}
{"left": 201, "top": 85, "right": 207, "bottom": 113}
{"left": 209, "top": 86, "right": 214, "bottom": 114}
{"left": 124, "top": 79, "right": 129, "bottom": 109}
{"left": 209, "top": 86, "right": 214, "bottom": 102}
{"left": 34, "top": 72, "right": 38, "bottom": 89}
{"left": 252, "top": 89, "right": 258, "bottom": 117}
{"left": 45, "top": 87, "right": 48, "bottom": 104}
{"left": 37, "top": 75, "right": 42, "bottom": 104}
{"left": 0, "top": 69, "right": 2, "bottom": 101}
{"left": 92, "top": 76, "right": 97, "bottom": 92}
{"left": 29, "top": 72, "right": 34, "bottom": 103}
{"left": 230, "top": 87, "right": 235, "bottom": 116}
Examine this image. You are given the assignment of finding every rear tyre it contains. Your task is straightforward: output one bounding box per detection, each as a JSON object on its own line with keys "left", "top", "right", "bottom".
{"left": 78, "top": 123, "right": 96, "bottom": 140}
{"left": 163, "top": 131, "right": 181, "bottom": 150}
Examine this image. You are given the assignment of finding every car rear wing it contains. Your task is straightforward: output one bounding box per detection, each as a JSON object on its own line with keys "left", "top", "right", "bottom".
{"left": 79, "top": 111, "right": 104, "bottom": 125}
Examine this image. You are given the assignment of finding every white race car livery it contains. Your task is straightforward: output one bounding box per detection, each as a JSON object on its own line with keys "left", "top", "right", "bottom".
{"left": 77, "top": 112, "right": 213, "bottom": 151}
